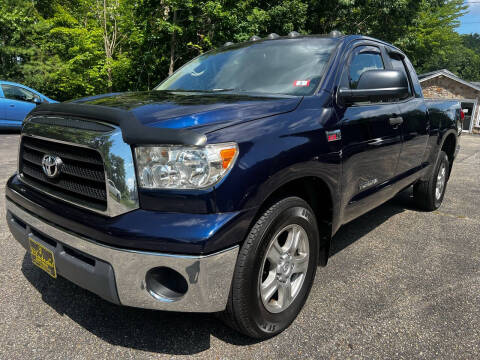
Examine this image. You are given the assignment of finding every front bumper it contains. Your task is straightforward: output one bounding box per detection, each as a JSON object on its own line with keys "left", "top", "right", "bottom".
{"left": 7, "top": 174, "right": 251, "bottom": 254}
{"left": 6, "top": 198, "right": 239, "bottom": 312}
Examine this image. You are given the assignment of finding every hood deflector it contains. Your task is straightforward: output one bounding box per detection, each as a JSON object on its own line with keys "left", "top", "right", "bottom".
{"left": 27, "top": 103, "right": 207, "bottom": 146}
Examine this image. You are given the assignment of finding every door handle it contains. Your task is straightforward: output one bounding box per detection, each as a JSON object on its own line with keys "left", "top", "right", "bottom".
{"left": 389, "top": 116, "right": 403, "bottom": 127}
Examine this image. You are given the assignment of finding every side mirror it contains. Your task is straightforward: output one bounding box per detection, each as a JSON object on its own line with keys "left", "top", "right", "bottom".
{"left": 338, "top": 70, "right": 409, "bottom": 104}
{"left": 33, "top": 97, "right": 42, "bottom": 105}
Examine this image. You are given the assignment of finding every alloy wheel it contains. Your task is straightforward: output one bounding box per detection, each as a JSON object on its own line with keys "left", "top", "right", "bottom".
{"left": 259, "top": 224, "right": 310, "bottom": 314}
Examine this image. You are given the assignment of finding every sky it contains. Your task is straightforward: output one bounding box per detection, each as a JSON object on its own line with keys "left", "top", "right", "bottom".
{"left": 458, "top": 0, "right": 480, "bottom": 34}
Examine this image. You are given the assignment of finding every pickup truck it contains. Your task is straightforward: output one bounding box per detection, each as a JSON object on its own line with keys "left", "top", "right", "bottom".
{"left": 5, "top": 33, "right": 462, "bottom": 339}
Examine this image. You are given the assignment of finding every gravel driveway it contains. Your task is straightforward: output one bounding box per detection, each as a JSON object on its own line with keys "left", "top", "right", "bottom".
{"left": 1, "top": 133, "right": 479, "bottom": 359}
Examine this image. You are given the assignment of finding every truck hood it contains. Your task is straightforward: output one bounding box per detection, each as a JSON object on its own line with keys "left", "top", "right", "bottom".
{"left": 71, "top": 91, "right": 302, "bottom": 131}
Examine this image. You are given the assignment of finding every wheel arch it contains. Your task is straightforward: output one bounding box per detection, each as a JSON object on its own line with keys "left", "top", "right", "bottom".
{"left": 440, "top": 132, "right": 457, "bottom": 177}
{"left": 250, "top": 174, "right": 337, "bottom": 266}
{"left": 422, "top": 129, "right": 458, "bottom": 182}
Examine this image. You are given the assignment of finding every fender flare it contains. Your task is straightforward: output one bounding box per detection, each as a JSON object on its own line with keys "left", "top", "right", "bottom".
{"left": 251, "top": 160, "right": 341, "bottom": 237}
{"left": 422, "top": 128, "right": 458, "bottom": 181}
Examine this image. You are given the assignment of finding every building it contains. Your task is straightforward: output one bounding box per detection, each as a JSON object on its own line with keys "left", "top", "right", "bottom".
{"left": 418, "top": 69, "right": 480, "bottom": 133}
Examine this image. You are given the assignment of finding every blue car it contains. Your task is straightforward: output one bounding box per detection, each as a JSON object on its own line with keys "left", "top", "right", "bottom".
{"left": 0, "top": 81, "right": 57, "bottom": 130}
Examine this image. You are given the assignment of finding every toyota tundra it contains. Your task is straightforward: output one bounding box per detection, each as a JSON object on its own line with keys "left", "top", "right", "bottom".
{"left": 5, "top": 32, "right": 462, "bottom": 339}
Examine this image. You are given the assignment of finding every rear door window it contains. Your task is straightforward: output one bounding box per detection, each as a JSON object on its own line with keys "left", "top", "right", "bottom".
{"left": 387, "top": 54, "right": 412, "bottom": 99}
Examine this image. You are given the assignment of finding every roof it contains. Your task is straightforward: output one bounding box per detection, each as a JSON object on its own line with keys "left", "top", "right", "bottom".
{"left": 221, "top": 33, "right": 409, "bottom": 61}
{"left": 418, "top": 69, "right": 480, "bottom": 92}
{"left": 221, "top": 33, "right": 347, "bottom": 51}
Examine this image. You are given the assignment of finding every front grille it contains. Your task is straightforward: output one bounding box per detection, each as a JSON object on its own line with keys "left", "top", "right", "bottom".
{"left": 28, "top": 117, "right": 114, "bottom": 132}
{"left": 19, "top": 136, "right": 107, "bottom": 211}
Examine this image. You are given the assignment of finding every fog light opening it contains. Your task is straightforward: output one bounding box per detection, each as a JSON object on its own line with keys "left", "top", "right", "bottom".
{"left": 146, "top": 267, "right": 188, "bottom": 302}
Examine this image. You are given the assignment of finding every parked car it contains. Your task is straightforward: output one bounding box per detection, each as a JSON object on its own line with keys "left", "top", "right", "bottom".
{"left": 5, "top": 33, "right": 462, "bottom": 339}
{"left": 0, "top": 81, "right": 57, "bottom": 130}
{"left": 107, "top": 179, "right": 122, "bottom": 201}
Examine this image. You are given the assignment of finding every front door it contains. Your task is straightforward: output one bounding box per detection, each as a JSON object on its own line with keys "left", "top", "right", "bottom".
{"left": 1, "top": 84, "right": 38, "bottom": 123}
{"left": 337, "top": 44, "right": 403, "bottom": 222}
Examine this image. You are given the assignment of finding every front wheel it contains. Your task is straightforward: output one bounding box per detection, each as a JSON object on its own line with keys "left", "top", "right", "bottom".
{"left": 221, "top": 197, "right": 319, "bottom": 339}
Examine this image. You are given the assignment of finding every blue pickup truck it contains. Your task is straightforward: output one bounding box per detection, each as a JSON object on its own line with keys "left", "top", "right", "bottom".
{"left": 5, "top": 33, "right": 462, "bottom": 339}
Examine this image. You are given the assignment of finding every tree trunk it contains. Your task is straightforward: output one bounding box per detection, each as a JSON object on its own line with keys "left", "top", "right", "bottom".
{"left": 107, "top": 66, "right": 113, "bottom": 92}
{"left": 169, "top": 10, "right": 177, "bottom": 76}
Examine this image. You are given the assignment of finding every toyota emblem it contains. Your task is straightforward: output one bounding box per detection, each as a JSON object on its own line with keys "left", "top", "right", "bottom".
{"left": 41, "top": 154, "right": 63, "bottom": 179}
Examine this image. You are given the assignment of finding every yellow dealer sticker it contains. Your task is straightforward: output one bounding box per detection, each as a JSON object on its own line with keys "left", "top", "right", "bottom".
{"left": 29, "top": 237, "right": 57, "bottom": 278}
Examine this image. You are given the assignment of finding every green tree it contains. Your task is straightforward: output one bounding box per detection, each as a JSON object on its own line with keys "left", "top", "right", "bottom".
{"left": 1, "top": 0, "right": 479, "bottom": 100}
{"left": 0, "top": 0, "right": 38, "bottom": 80}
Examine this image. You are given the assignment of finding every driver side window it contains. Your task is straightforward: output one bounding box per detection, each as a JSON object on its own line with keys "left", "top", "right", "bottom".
{"left": 340, "top": 46, "right": 385, "bottom": 89}
{"left": 348, "top": 48, "right": 384, "bottom": 89}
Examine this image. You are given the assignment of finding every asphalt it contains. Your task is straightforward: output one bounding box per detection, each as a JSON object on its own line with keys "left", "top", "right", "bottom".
{"left": 0, "top": 132, "right": 479, "bottom": 359}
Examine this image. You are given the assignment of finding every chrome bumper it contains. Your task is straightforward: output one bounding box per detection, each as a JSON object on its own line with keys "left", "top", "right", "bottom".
{"left": 6, "top": 199, "right": 238, "bottom": 312}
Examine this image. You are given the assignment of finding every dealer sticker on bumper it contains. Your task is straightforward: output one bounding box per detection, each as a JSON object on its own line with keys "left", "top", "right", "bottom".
{"left": 29, "top": 237, "right": 57, "bottom": 278}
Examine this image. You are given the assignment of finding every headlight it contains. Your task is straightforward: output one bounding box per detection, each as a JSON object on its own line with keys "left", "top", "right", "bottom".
{"left": 134, "top": 143, "right": 238, "bottom": 189}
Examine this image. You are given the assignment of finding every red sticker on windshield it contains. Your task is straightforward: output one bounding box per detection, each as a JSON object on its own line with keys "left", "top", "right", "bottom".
{"left": 293, "top": 80, "right": 310, "bottom": 87}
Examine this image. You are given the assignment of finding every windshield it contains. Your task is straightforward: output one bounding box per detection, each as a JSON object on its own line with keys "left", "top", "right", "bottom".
{"left": 156, "top": 38, "right": 339, "bottom": 96}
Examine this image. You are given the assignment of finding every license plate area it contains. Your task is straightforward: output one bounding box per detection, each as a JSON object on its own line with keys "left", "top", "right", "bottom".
{"left": 29, "top": 237, "right": 57, "bottom": 278}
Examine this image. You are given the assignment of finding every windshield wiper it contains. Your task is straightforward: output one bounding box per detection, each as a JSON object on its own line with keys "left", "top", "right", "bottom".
{"left": 210, "top": 88, "right": 236, "bottom": 92}
{"left": 164, "top": 88, "right": 243, "bottom": 93}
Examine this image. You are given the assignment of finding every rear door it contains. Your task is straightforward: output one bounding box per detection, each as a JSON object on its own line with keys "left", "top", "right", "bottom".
{"left": 1, "top": 84, "right": 39, "bottom": 123}
{"left": 337, "top": 44, "right": 403, "bottom": 221}
{"left": 386, "top": 52, "right": 429, "bottom": 175}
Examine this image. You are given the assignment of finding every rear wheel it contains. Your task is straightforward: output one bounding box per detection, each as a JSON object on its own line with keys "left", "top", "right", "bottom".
{"left": 221, "top": 197, "right": 319, "bottom": 339}
{"left": 413, "top": 151, "right": 450, "bottom": 211}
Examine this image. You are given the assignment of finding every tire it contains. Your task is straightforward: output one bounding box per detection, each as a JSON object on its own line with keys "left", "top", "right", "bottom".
{"left": 221, "top": 197, "right": 319, "bottom": 339}
{"left": 413, "top": 151, "right": 450, "bottom": 211}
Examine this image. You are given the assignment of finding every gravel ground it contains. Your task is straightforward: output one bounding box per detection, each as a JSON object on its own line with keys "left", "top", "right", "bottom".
{"left": 1, "top": 132, "right": 479, "bottom": 359}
